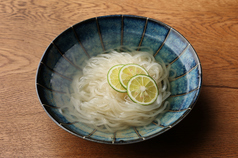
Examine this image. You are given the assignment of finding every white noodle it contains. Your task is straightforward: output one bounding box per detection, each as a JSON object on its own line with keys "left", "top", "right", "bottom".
{"left": 60, "top": 50, "right": 171, "bottom": 133}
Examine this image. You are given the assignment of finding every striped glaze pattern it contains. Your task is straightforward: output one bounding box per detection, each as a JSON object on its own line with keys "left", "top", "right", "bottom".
{"left": 36, "top": 15, "right": 202, "bottom": 145}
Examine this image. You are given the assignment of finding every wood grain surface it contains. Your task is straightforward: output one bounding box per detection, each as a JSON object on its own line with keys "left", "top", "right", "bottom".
{"left": 1, "top": 0, "right": 238, "bottom": 157}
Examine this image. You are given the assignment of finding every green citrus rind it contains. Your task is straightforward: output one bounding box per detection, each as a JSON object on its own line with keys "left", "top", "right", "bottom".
{"left": 127, "top": 74, "right": 158, "bottom": 105}
{"left": 119, "top": 64, "right": 148, "bottom": 89}
{"left": 107, "top": 64, "right": 127, "bottom": 93}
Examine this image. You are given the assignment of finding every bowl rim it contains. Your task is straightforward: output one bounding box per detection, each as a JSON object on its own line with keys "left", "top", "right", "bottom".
{"left": 35, "top": 14, "right": 202, "bottom": 145}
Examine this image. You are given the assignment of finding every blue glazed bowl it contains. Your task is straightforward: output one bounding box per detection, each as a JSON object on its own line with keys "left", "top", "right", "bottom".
{"left": 36, "top": 15, "right": 202, "bottom": 144}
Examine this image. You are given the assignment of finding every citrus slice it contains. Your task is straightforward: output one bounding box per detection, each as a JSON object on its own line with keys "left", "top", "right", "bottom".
{"left": 119, "top": 64, "right": 148, "bottom": 89}
{"left": 107, "top": 64, "right": 127, "bottom": 93}
{"left": 127, "top": 74, "right": 158, "bottom": 105}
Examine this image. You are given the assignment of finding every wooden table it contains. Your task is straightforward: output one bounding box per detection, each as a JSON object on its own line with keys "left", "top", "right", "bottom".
{"left": 1, "top": 0, "right": 238, "bottom": 157}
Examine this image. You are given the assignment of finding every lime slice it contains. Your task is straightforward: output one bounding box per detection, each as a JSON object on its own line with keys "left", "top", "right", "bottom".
{"left": 107, "top": 64, "right": 127, "bottom": 93}
{"left": 127, "top": 74, "right": 158, "bottom": 105}
{"left": 119, "top": 64, "right": 148, "bottom": 89}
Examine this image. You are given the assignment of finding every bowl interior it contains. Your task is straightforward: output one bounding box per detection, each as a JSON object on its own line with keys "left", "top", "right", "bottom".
{"left": 36, "top": 15, "right": 202, "bottom": 144}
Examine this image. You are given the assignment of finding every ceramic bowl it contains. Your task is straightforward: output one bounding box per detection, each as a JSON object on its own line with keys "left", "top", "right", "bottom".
{"left": 36, "top": 15, "right": 202, "bottom": 144}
